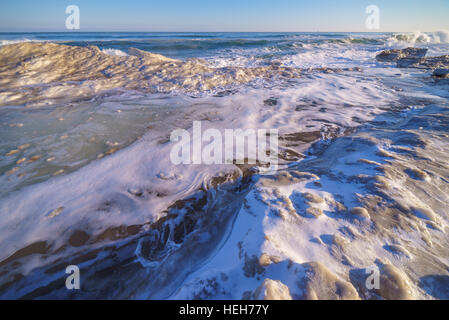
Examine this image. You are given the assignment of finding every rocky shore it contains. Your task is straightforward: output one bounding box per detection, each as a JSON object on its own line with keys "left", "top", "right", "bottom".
{"left": 376, "top": 47, "right": 449, "bottom": 79}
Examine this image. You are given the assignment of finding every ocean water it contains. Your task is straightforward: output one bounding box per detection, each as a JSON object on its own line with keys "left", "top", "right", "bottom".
{"left": 0, "top": 32, "right": 448, "bottom": 299}
{"left": 1, "top": 31, "right": 449, "bottom": 60}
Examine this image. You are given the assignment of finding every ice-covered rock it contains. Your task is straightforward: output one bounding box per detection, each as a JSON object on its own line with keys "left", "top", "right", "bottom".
{"left": 376, "top": 263, "right": 415, "bottom": 300}
{"left": 298, "top": 262, "right": 360, "bottom": 300}
{"left": 254, "top": 279, "right": 292, "bottom": 300}
{"left": 376, "top": 47, "right": 428, "bottom": 62}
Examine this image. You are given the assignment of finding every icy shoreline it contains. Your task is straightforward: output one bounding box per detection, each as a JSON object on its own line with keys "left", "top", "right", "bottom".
{"left": 0, "top": 38, "right": 448, "bottom": 299}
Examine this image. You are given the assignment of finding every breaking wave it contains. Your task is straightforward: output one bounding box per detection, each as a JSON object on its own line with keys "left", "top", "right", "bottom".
{"left": 0, "top": 42, "right": 366, "bottom": 107}
{"left": 387, "top": 30, "right": 449, "bottom": 44}
{"left": 101, "top": 48, "right": 128, "bottom": 56}
{"left": 0, "top": 38, "right": 46, "bottom": 46}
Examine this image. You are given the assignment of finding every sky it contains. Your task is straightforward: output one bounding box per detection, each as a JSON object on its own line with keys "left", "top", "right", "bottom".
{"left": 0, "top": 0, "right": 448, "bottom": 32}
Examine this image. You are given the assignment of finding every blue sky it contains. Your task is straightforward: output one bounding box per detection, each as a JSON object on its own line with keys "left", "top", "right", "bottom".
{"left": 0, "top": 0, "right": 448, "bottom": 32}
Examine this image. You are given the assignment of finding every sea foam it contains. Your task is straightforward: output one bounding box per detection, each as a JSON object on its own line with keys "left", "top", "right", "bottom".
{"left": 388, "top": 30, "right": 449, "bottom": 44}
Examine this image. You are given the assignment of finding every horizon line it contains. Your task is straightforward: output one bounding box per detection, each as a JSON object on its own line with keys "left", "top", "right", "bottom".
{"left": 0, "top": 30, "right": 442, "bottom": 34}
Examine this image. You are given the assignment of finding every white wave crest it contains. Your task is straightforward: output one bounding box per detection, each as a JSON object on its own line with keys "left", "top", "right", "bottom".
{"left": 387, "top": 30, "right": 449, "bottom": 44}
{"left": 101, "top": 48, "right": 128, "bottom": 56}
{"left": 0, "top": 38, "right": 45, "bottom": 46}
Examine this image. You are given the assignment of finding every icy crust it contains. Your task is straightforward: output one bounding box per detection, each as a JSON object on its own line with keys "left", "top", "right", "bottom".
{"left": 0, "top": 42, "right": 283, "bottom": 106}
{"left": 0, "top": 72, "right": 398, "bottom": 254}
{"left": 171, "top": 102, "right": 449, "bottom": 300}
{"left": 0, "top": 42, "right": 361, "bottom": 107}
{"left": 0, "top": 62, "right": 398, "bottom": 202}
{"left": 0, "top": 67, "right": 402, "bottom": 298}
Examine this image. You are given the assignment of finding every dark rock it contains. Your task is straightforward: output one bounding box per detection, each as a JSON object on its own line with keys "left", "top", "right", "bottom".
{"left": 264, "top": 98, "right": 278, "bottom": 106}
{"left": 398, "top": 55, "right": 449, "bottom": 70}
{"left": 433, "top": 68, "right": 449, "bottom": 78}
{"left": 0, "top": 241, "right": 50, "bottom": 267}
{"left": 376, "top": 47, "right": 428, "bottom": 62}
{"left": 377, "top": 47, "right": 449, "bottom": 74}
{"left": 397, "top": 57, "right": 424, "bottom": 68}
{"left": 69, "top": 230, "right": 90, "bottom": 247}
{"left": 419, "top": 55, "right": 449, "bottom": 69}
{"left": 403, "top": 56, "right": 449, "bottom": 70}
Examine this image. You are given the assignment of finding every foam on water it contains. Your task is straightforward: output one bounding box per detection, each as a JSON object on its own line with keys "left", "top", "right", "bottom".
{"left": 0, "top": 70, "right": 399, "bottom": 257}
